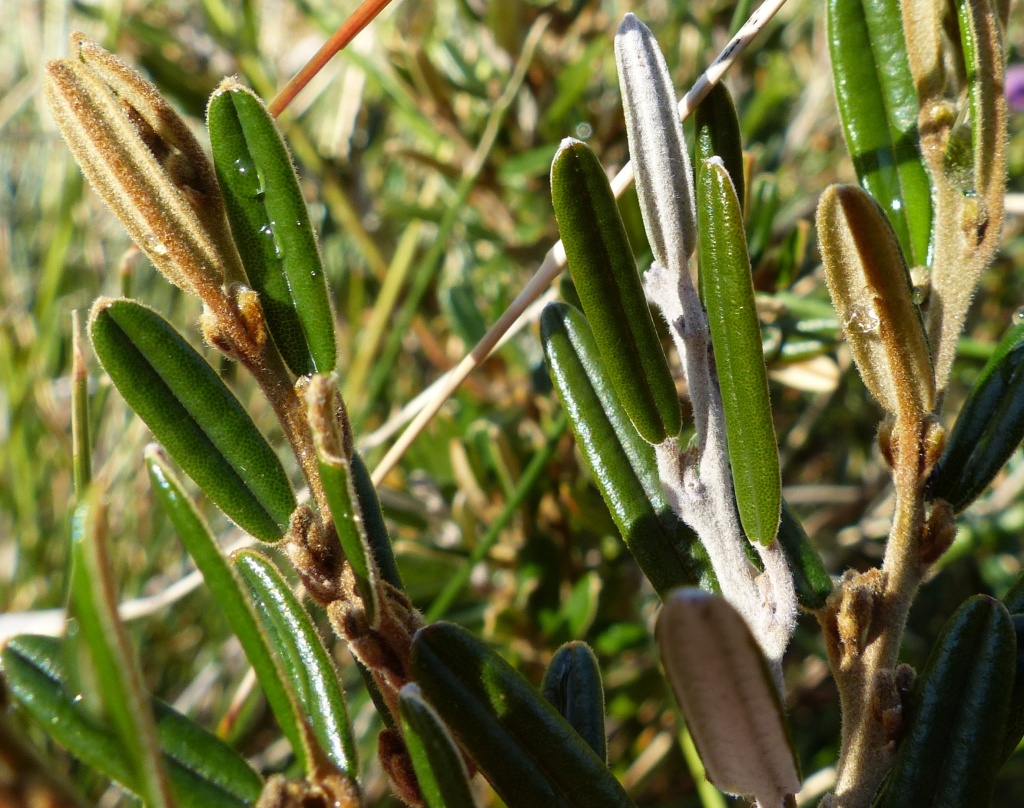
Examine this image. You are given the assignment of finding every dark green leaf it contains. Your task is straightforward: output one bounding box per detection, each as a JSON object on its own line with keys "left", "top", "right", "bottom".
{"left": 698, "top": 158, "right": 781, "bottom": 546}
{"left": 146, "top": 449, "right": 312, "bottom": 770}
{"left": 928, "top": 322, "right": 1024, "bottom": 512}
{"left": 827, "top": 0, "right": 932, "bottom": 267}
{"left": 551, "top": 138, "right": 681, "bottom": 444}
{"left": 2, "top": 635, "right": 262, "bottom": 808}
{"left": 398, "top": 684, "right": 478, "bottom": 808}
{"left": 878, "top": 595, "right": 1014, "bottom": 808}
{"left": 411, "top": 622, "right": 638, "bottom": 808}
{"left": 233, "top": 550, "right": 358, "bottom": 776}
{"left": 777, "top": 501, "right": 833, "bottom": 609}
{"left": 208, "top": 81, "right": 337, "bottom": 375}
{"left": 541, "top": 642, "right": 607, "bottom": 762}
{"left": 89, "top": 298, "right": 296, "bottom": 541}
{"left": 541, "top": 302, "right": 714, "bottom": 595}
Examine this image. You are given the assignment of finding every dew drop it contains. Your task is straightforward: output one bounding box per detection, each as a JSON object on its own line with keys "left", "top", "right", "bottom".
{"left": 144, "top": 235, "right": 168, "bottom": 256}
{"left": 259, "top": 222, "right": 284, "bottom": 258}
{"left": 845, "top": 303, "right": 880, "bottom": 335}
{"left": 1013, "top": 305, "right": 1024, "bottom": 322}
{"left": 911, "top": 286, "right": 927, "bottom": 305}
{"left": 233, "top": 155, "right": 263, "bottom": 197}
{"left": 72, "top": 694, "right": 83, "bottom": 704}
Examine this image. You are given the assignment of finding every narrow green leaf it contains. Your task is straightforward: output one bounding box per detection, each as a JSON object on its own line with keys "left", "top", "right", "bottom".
{"left": 817, "top": 184, "right": 935, "bottom": 419}
{"left": 89, "top": 297, "right": 296, "bottom": 541}
{"left": 777, "top": 500, "right": 833, "bottom": 610}
{"left": 306, "top": 374, "right": 379, "bottom": 624}
{"left": 541, "top": 642, "right": 607, "bottom": 762}
{"left": 827, "top": 0, "right": 932, "bottom": 267}
{"left": 550, "top": 138, "right": 682, "bottom": 444}
{"left": 68, "top": 489, "right": 173, "bottom": 808}
{"left": 146, "top": 449, "right": 312, "bottom": 772}
{"left": 657, "top": 589, "right": 800, "bottom": 805}
{"left": 398, "top": 683, "right": 478, "bottom": 808}
{"left": 233, "top": 550, "right": 358, "bottom": 777}
{"left": 878, "top": 595, "right": 1014, "bottom": 808}
{"left": 351, "top": 451, "right": 405, "bottom": 592}
{"left": 927, "top": 321, "right": 1024, "bottom": 512}
{"left": 695, "top": 83, "right": 745, "bottom": 215}
{"left": 208, "top": 80, "right": 337, "bottom": 375}
{"left": 954, "top": 0, "right": 1006, "bottom": 211}
{"left": 411, "top": 622, "right": 638, "bottom": 808}
{"left": 698, "top": 159, "right": 781, "bottom": 546}
{"left": 541, "top": 302, "right": 714, "bottom": 595}
{"left": 1, "top": 635, "right": 262, "bottom": 808}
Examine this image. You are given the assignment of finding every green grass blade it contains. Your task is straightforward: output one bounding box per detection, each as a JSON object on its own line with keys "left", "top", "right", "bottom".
{"left": 827, "top": 0, "right": 932, "bottom": 267}
{"left": 697, "top": 158, "right": 781, "bottom": 546}
{"left": 89, "top": 297, "right": 296, "bottom": 541}
{"left": 68, "top": 489, "right": 174, "bottom": 808}
{"left": 1, "top": 635, "right": 262, "bottom": 808}
{"left": 233, "top": 550, "right": 358, "bottom": 777}
{"left": 398, "top": 683, "right": 478, "bottom": 808}
{"left": 551, "top": 138, "right": 682, "bottom": 444}
{"left": 541, "top": 642, "right": 607, "bottom": 762}
{"left": 145, "top": 448, "right": 313, "bottom": 772}
{"left": 541, "top": 302, "right": 714, "bottom": 595}
{"left": 878, "top": 596, "right": 1014, "bottom": 808}
{"left": 411, "top": 622, "right": 638, "bottom": 808}
{"left": 208, "top": 81, "right": 337, "bottom": 375}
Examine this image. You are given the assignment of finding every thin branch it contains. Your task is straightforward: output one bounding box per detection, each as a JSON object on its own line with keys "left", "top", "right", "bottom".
{"left": 268, "top": 0, "right": 395, "bottom": 117}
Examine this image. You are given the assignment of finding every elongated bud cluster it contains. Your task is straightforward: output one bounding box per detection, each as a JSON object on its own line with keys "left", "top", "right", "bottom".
{"left": 44, "top": 33, "right": 245, "bottom": 301}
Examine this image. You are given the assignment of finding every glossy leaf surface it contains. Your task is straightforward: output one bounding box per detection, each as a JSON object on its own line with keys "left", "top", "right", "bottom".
{"left": 827, "top": 0, "right": 932, "bottom": 267}
{"left": 351, "top": 451, "right": 405, "bottom": 591}
{"left": 928, "top": 322, "right": 1024, "bottom": 513}
{"left": 208, "top": 80, "right": 336, "bottom": 375}
{"left": 89, "top": 298, "right": 295, "bottom": 540}
{"left": 2, "top": 635, "right": 262, "bottom": 808}
{"left": 698, "top": 158, "right": 781, "bottom": 546}
{"left": 551, "top": 138, "right": 681, "bottom": 444}
{"left": 541, "top": 642, "right": 607, "bottom": 762}
{"left": 541, "top": 302, "right": 714, "bottom": 594}
{"left": 146, "top": 449, "right": 311, "bottom": 770}
{"left": 233, "top": 550, "right": 357, "bottom": 776}
{"left": 657, "top": 589, "right": 800, "bottom": 805}
{"left": 878, "top": 595, "right": 1013, "bottom": 808}
{"left": 411, "top": 622, "right": 638, "bottom": 808}
{"left": 398, "top": 683, "right": 478, "bottom": 808}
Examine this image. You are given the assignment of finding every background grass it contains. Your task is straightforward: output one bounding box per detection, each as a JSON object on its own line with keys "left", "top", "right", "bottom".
{"left": 4, "top": 0, "right": 1024, "bottom": 804}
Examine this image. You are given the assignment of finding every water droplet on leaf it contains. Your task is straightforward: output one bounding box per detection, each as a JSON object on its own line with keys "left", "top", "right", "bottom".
{"left": 845, "top": 303, "right": 879, "bottom": 335}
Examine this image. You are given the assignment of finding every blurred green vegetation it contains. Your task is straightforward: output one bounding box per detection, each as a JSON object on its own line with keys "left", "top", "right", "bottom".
{"left": 3, "top": 0, "right": 1024, "bottom": 804}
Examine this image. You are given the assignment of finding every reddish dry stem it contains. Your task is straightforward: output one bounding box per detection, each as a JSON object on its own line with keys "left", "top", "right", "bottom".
{"left": 268, "top": 0, "right": 395, "bottom": 117}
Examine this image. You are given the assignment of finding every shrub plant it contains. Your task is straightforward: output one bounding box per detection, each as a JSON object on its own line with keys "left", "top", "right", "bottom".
{"left": 2, "top": 0, "right": 1023, "bottom": 806}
